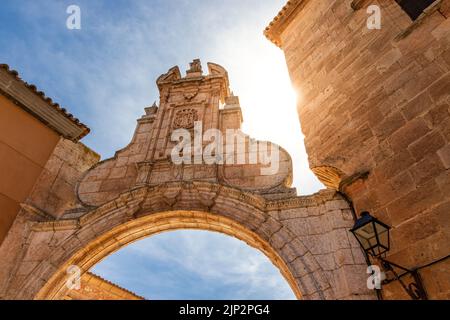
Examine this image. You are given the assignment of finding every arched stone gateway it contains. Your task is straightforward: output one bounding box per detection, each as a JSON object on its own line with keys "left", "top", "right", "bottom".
{"left": 36, "top": 210, "right": 303, "bottom": 300}
{"left": 0, "top": 61, "right": 374, "bottom": 300}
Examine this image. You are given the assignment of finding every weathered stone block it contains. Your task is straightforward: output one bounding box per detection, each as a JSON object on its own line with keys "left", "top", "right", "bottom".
{"left": 408, "top": 131, "right": 446, "bottom": 161}
{"left": 437, "top": 144, "right": 450, "bottom": 168}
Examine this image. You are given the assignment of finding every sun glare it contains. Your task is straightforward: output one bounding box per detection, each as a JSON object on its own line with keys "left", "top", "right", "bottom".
{"left": 223, "top": 46, "right": 321, "bottom": 194}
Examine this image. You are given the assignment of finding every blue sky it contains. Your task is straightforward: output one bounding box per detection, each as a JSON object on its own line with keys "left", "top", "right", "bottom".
{"left": 92, "top": 230, "right": 295, "bottom": 300}
{"left": 1, "top": 0, "right": 323, "bottom": 299}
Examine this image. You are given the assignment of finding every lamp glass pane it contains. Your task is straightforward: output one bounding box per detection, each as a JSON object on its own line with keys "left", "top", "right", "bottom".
{"left": 354, "top": 233, "right": 371, "bottom": 250}
{"left": 375, "top": 223, "right": 389, "bottom": 249}
{"left": 368, "top": 234, "right": 378, "bottom": 248}
{"left": 374, "top": 245, "right": 381, "bottom": 256}
{"left": 354, "top": 222, "right": 376, "bottom": 240}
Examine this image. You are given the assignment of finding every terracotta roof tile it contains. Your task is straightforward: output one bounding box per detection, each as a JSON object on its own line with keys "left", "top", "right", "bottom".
{"left": 86, "top": 272, "right": 146, "bottom": 300}
{"left": 264, "top": 0, "right": 305, "bottom": 47}
{"left": 0, "top": 63, "right": 90, "bottom": 140}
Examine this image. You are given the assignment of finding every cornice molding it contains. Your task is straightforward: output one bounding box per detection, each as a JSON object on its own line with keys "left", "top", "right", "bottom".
{"left": 264, "top": 0, "right": 310, "bottom": 48}
{"left": 30, "top": 182, "right": 339, "bottom": 233}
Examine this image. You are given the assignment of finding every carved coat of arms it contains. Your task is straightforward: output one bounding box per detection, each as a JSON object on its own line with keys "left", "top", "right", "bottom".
{"left": 173, "top": 108, "right": 199, "bottom": 129}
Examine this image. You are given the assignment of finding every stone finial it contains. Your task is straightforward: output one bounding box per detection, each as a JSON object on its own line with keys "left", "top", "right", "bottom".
{"left": 189, "top": 59, "right": 202, "bottom": 72}
{"left": 225, "top": 93, "right": 240, "bottom": 109}
{"left": 186, "top": 59, "right": 203, "bottom": 77}
{"left": 144, "top": 101, "right": 158, "bottom": 116}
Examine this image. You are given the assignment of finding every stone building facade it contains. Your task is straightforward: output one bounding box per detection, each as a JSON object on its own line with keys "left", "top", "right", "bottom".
{"left": 265, "top": 0, "right": 450, "bottom": 299}
{"left": 0, "top": 61, "right": 374, "bottom": 300}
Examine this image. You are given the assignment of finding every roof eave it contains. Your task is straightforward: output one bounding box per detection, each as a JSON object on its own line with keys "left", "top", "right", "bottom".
{"left": 0, "top": 64, "right": 90, "bottom": 141}
{"left": 264, "top": 0, "right": 308, "bottom": 48}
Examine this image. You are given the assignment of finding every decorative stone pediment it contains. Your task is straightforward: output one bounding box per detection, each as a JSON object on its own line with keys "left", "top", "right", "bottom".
{"left": 77, "top": 60, "right": 295, "bottom": 207}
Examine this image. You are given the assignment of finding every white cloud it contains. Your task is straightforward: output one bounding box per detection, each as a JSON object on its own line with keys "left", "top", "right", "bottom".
{"left": 93, "top": 230, "right": 296, "bottom": 300}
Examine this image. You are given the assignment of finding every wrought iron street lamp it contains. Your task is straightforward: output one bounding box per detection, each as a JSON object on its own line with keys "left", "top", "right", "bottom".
{"left": 350, "top": 211, "right": 428, "bottom": 300}
{"left": 350, "top": 211, "right": 390, "bottom": 257}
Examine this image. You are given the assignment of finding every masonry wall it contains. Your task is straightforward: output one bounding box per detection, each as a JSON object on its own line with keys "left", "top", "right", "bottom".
{"left": 0, "top": 94, "right": 60, "bottom": 245}
{"left": 278, "top": 0, "right": 450, "bottom": 299}
{"left": 0, "top": 136, "right": 99, "bottom": 297}
{"left": 26, "top": 138, "right": 99, "bottom": 219}
{"left": 270, "top": 192, "right": 372, "bottom": 299}
{"left": 0, "top": 185, "right": 373, "bottom": 300}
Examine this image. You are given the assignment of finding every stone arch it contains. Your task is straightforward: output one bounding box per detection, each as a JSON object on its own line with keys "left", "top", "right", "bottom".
{"left": 0, "top": 181, "right": 373, "bottom": 300}
{"left": 3, "top": 181, "right": 339, "bottom": 300}
{"left": 36, "top": 210, "right": 304, "bottom": 300}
